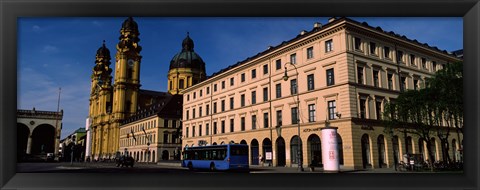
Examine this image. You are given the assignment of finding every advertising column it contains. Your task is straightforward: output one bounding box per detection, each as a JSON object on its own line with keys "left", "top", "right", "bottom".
{"left": 85, "top": 117, "right": 92, "bottom": 162}
{"left": 321, "top": 126, "right": 339, "bottom": 172}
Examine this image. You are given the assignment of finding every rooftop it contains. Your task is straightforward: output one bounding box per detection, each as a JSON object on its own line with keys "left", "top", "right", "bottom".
{"left": 206, "top": 17, "right": 460, "bottom": 80}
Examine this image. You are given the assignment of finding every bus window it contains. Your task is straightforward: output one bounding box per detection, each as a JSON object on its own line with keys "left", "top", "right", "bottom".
{"left": 231, "top": 146, "right": 248, "bottom": 156}
{"left": 219, "top": 150, "right": 226, "bottom": 160}
{"left": 194, "top": 152, "right": 199, "bottom": 160}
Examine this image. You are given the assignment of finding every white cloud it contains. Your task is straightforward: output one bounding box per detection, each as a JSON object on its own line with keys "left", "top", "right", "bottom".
{"left": 92, "top": 21, "right": 103, "bottom": 27}
{"left": 32, "top": 25, "right": 41, "bottom": 32}
{"left": 18, "top": 67, "right": 91, "bottom": 139}
{"left": 41, "top": 45, "right": 59, "bottom": 53}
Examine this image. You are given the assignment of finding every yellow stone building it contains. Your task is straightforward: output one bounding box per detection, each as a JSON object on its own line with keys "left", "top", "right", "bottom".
{"left": 181, "top": 17, "right": 463, "bottom": 170}
{"left": 88, "top": 17, "right": 205, "bottom": 161}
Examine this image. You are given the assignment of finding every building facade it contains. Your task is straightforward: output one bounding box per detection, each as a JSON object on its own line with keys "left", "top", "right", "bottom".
{"left": 59, "top": 128, "right": 86, "bottom": 162}
{"left": 17, "top": 108, "right": 63, "bottom": 161}
{"left": 88, "top": 17, "right": 205, "bottom": 161}
{"left": 118, "top": 94, "right": 183, "bottom": 162}
{"left": 181, "top": 17, "right": 462, "bottom": 170}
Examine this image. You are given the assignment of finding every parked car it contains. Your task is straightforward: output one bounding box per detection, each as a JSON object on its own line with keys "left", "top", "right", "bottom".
{"left": 46, "top": 153, "right": 55, "bottom": 162}
{"left": 116, "top": 156, "right": 134, "bottom": 167}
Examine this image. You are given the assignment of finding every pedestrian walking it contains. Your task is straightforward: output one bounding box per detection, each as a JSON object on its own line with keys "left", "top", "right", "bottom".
{"left": 258, "top": 154, "right": 263, "bottom": 166}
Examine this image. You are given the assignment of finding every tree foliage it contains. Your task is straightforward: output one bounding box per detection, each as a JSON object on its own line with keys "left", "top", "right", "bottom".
{"left": 383, "top": 62, "right": 463, "bottom": 170}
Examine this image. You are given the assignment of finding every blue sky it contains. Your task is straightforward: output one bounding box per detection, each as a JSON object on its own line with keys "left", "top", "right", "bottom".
{"left": 17, "top": 17, "right": 462, "bottom": 139}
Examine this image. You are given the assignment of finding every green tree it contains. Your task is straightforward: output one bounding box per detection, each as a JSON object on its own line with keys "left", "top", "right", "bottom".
{"left": 426, "top": 62, "right": 463, "bottom": 163}
{"left": 382, "top": 62, "right": 463, "bottom": 171}
{"left": 383, "top": 89, "right": 436, "bottom": 171}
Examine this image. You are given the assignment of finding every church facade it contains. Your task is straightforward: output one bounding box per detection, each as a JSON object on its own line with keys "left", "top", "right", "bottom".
{"left": 88, "top": 17, "right": 205, "bottom": 161}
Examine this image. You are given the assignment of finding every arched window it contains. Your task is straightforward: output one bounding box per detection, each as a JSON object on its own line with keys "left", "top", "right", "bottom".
{"left": 452, "top": 139, "right": 457, "bottom": 162}
{"left": 307, "top": 134, "right": 321, "bottom": 166}
{"left": 337, "top": 134, "right": 344, "bottom": 165}
{"left": 179, "top": 79, "right": 185, "bottom": 89}
{"left": 430, "top": 138, "right": 437, "bottom": 161}
{"left": 406, "top": 136, "right": 412, "bottom": 154}
{"left": 361, "top": 134, "right": 371, "bottom": 168}
{"left": 418, "top": 138, "right": 425, "bottom": 160}
{"left": 290, "top": 136, "right": 303, "bottom": 165}
{"left": 377, "top": 135, "right": 386, "bottom": 167}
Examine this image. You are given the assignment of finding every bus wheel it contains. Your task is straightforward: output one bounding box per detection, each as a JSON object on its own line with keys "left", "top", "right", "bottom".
{"left": 188, "top": 163, "right": 193, "bottom": 171}
{"left": 210, "top": 163, "right": 216, "bottom": 171}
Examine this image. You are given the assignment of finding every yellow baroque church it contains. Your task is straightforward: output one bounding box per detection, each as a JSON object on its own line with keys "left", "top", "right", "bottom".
{"left": 88, "top": 17, "right": 206, "bottom": 161}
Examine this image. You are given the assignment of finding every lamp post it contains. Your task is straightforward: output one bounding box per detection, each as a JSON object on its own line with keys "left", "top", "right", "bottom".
{"left": 283, "top": 62, "right": 303, "bottom": 172}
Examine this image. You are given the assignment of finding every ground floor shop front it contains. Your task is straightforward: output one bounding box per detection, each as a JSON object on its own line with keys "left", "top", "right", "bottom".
{"left": 119, "top": 144, "right": 182, "bottom": 163}
{"left": 182, "top": 119, "right": 463, "bottom": 170}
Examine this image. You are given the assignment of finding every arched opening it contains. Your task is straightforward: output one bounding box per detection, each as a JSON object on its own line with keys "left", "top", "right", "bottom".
{"left": 17, "top": 123, "right": 30, "bottom": 162}
{"left": 148, "top": 150, "right": 151, "bottom": 162}
{"left": 418, "top": 138, "right": 425, "bottom": 161}
{"left": 307, "top": 134, "right": 321, "bottom": 167}
{"left": 229, "top": 140, "right": 235, "bottom": 144}
{"left": 212, "top": 142, "right": 217, "bottom": 145}
{"left": 162, "top": 150, "right": 169, "bottom": 160}
{"left": 361, "top": 134, "right": 371, "bottom": 169}
{"left": 250, "top": 139, "right": 259, "bottom": 165}
{"left": 393, "top": 136, "right": 400, "bottom": 163}
{"left": 276, "top": 137, "right": 286, "bottom": 167}
{"left": 430, "top": 138, "right": 437, "bottom": 161}
{"left": 406, "top": 136, "right": 413, "bottom": 155}
{"left": 337, "top": 134, "right": 344, "bottom": 165}
{"left": 262, "top": 138, "right": 272, "bottom": 166}
{"left": 452, "top": 139, "right": 457, "bottom": 162}
{"left": 152, "top": 150, "right": 156, "bottom": 162}
{"left": 377, "top": 135, "right": 386, "bottom": 168}
{"left": 290, "top": 136, "right": 302, "bottom": 166}
{"left": 31, "top": 124, "right": 55, "bottom": 155}
{"left": 240, "top": 140, "right": 247, "bottom": 145}
{"left": 220, "top": 141, "right": 225, "bottom": 145}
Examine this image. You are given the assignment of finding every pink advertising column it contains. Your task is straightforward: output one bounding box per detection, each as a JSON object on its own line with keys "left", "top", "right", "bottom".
{"left": 321, "top": 126, "right": 339, "bottom": 172}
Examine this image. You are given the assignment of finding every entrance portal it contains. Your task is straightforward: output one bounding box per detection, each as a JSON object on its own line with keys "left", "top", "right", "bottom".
{"left": 276, "top": 137, "right": 286, "bottom": 167}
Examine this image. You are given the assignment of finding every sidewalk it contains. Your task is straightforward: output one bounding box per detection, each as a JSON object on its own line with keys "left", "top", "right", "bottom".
{"left": 156, "top": 160, "right": 182, "bottom": 167}
{"left": 155, "top": 161, "right": 401, "bottom": 173}
{"left": 249, "top": 164, "right": 400, "bottom": 173}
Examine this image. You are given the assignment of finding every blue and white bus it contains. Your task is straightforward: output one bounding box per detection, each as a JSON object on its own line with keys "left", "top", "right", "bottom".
{"left": 182, "top": 144, "right": 249, "bottom": 171}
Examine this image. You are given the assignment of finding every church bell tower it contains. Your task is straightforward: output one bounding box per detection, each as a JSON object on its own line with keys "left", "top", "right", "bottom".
{"left": 89, "top": 40, "right": 114, "bottom": 158}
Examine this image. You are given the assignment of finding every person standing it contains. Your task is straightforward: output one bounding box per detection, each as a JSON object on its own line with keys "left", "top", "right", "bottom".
{"left": 258, "top": 154, "right": 263, "bottom": 166}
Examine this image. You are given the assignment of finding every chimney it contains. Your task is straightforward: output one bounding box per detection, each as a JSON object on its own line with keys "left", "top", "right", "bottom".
{"left": 328, "top": 17, "right": 336, "bottom": 23}
{"left": 300, "top": 30, "right": 307, "bottom": 35}
{"left": 313, "top": 22, "right": 322, "bottom": 29}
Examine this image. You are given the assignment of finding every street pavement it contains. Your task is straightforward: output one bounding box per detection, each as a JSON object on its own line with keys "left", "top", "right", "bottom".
{"left": 17, "top": 161, "right": 405, "bottom": 173}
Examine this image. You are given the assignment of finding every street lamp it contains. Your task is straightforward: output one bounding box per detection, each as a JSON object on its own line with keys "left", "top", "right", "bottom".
{"left": 283, "top": 62, "right": 304, "bottom": 172}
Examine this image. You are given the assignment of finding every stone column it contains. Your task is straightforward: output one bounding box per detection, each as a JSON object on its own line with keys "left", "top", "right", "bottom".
{"left": 26, "top": 135, "right": 33, "bottom": 154}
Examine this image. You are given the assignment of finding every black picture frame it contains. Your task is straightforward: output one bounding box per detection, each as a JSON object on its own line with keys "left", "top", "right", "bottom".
{"left": 1, "top": 0, "right": 479, "bottom": 190}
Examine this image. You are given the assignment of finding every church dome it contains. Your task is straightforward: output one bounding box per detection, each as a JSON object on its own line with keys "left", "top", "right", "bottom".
{"left": 96, "top": 40, "right": 110, "bottom": 59}
{"left": 169, "top": 33, "right": 206, "bottom": 72}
